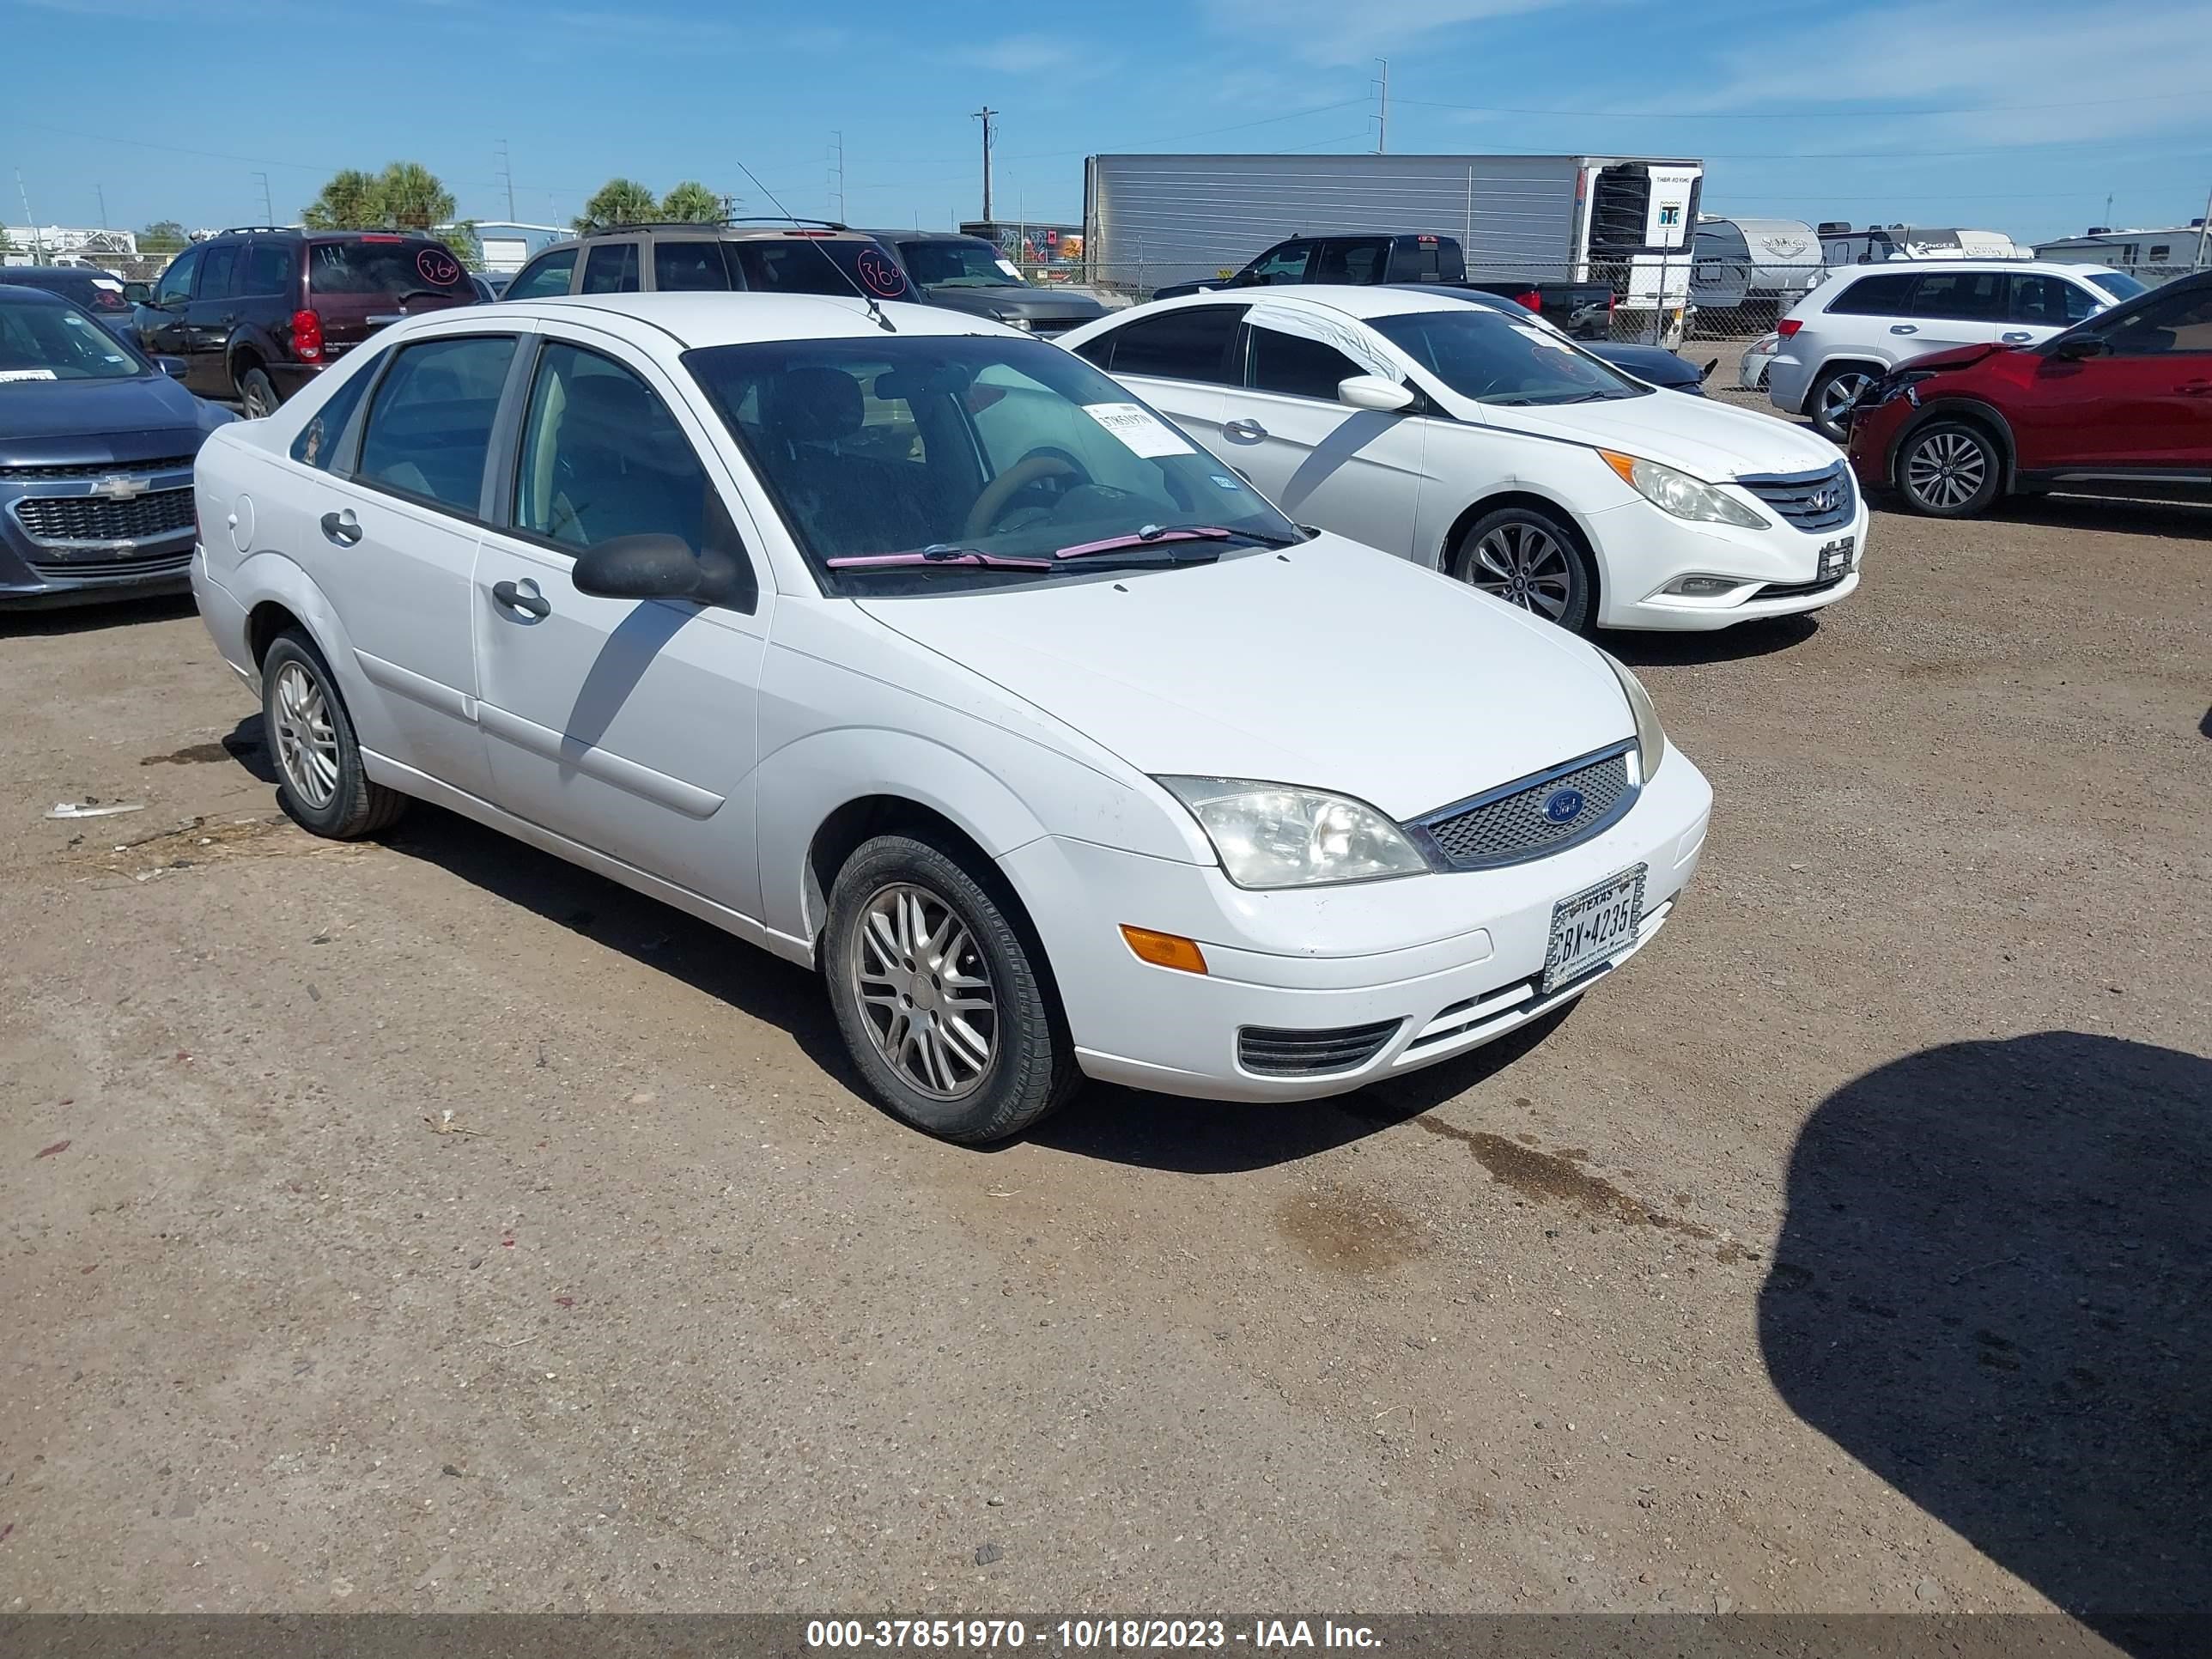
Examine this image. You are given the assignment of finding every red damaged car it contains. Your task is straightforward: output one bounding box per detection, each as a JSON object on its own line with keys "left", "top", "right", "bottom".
{"left": 1847, "top": 269, "right": 2212, "bottom": 518}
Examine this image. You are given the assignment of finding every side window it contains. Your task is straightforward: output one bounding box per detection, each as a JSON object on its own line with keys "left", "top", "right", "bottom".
{"left": 1313, "top": 239, "right": 1388, "bottom": 283}
{"left": 1908, "top": 270, "right": 2007, "bottom": 322}
{"left": 1249, "top": 242, "right": 1314, "bottom": 285}
{"left": 154, "top": 246, "right": 202, "bottom": 307}
{"left": 2008, "top": 275, "right": 2098, "bottom": 328}
{"left": 2102, "top": 289, "right": 2212, "bottom": 356}
{"left": 653, "top": 240, "right": 732, "bottom": 292}
{"left": 1094, "top": 305, "right": 1245, "bottom": 383}
{"left": 507, "top": 249, "right": 577, "bottom": 300}
{"left": 289, "top": 360, "right": 376, "bottom": 471}
{"left": 1826, "top": 272, "right": 1915, "bottom": 315}
{"left": 240, "top": 240, "right": 294, "bottom": 297}
{"left": 580, "top": 241, "right": 640, "bottom": 295}
{"left": 356, "top": 335, "right": 517, "bottom": 512}
{"left": 1247, "top": 324, "right": 1365, "bottom": 401}
{"left": 197, "top": 242, "right": 240, "bottom": 301}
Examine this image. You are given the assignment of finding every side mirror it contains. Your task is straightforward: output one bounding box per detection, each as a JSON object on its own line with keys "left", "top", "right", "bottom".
{"left": 572, "top": 534, "right": 747, "bottom": 609}
{"left": 155, "top": 356, "right": 189, "bottom": 381}
{"left": 1337, "top": 374, "right": 1415, "bottom": 412}
{"left": 2051, "top": 335, "right": 2106, "bottom": 362}
{"left": 124, "top": 282, "right": 151, "bottom": 304}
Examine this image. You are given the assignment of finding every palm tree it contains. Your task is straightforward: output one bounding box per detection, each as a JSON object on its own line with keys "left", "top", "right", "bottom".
{"left": 301, "top": 169, "right": 384, "bottom": 230}
{"left": 659, "top": 181, "right": 724, "bottom": 223}
{"left": 574, "top": 179, "right": 659, "bottom": 232}
{"left": 377, "top": 162, "right": 455, "bottom": 233}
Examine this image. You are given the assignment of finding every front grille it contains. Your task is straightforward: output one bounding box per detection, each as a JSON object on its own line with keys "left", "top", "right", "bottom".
{"left": 1737, "top": 463, "right": 1855, "bottom": 532}
{"left": 1413, "top": 744, "right": 1635, "bottom": 871}
{"left": 0, "top": 456, "right": 194, "bottom": 482}
{"left": 1239, "top": 1019, "right": 1402, "bottom": 1078}
{"left": 13, "top": 488, "right": 194, "bottom": 546}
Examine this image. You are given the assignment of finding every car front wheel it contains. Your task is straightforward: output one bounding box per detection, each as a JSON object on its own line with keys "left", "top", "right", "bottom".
{"left": 1449, "top": 506, "right": 1596, "bottom": 633}
{"left": 823, "top": 834, "right": 1077, "bottom": 1143}
{"left": 1895, "top": 420, "right": 2002, "bottom": 518}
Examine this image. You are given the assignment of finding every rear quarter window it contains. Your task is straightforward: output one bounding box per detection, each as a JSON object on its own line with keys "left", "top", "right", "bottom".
{"left": 1825, "top": 272, "right": 1917, "bottom": 315}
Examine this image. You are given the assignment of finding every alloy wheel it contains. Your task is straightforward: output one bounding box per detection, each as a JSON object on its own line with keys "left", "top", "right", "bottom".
{"left": 1468, "top": 520, "right": 1577, "bottom": 622}
{"left": 271, "top": 659, "right": 340, "bottom": 810}
{"left": 848, "top": 883, "right": 998, "bottom": 1101}
{"left": 242, "top": 381, "right": 276, "bottom": 419}
{"left": 1818, "top": 371, "right": 1873, "bottom": 429}
{"left": 1905, "top": 429, "right": 1990, "bottom": 510}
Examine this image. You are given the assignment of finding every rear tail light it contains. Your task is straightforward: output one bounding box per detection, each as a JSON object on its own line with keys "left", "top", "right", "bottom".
{"left": 1777, "top": 318, "right": 1803, "bottom": 337}
{"left": 292, "top": 308, "right": 324, "bottom": 362}
{"left": 1512, "top": 289, "right": 1543, "bottom": 312}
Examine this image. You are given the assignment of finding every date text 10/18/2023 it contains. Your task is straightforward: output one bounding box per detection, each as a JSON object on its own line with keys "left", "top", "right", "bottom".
{"left": 805, "top": 1620, "right": 1383, "bottom": 1651}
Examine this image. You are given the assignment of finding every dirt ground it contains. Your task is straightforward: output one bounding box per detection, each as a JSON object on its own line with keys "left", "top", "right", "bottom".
{"left": 3, "top": 357, "right": 2208, "bottom": 1632}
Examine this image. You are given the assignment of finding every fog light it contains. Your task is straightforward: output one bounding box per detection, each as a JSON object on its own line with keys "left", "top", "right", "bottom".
{"left": 1665, "top": 574, "right": 1742, "bottom": 598}
{"left": 1121, "top": 925, "right": 1207, "bottom": 975}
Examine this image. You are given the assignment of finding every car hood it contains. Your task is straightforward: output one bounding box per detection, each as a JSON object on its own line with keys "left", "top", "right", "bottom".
{"left": 1889, "top": 343, "right": 2007, "bottom": 374}
{"left": 0, "top": 371, "right": 214, "bottom": 454}
{"left": 1587, "top": 343, "right": 1702, "bottom": 389}
{"left": 925, "top": 285, "right": 1106, "bottom": 323}
{"left": 856, "top": 533, "right": 1634, "bottom": 821}
{"left": 1473, "top": 384, "right": 1842, "bottom": 479}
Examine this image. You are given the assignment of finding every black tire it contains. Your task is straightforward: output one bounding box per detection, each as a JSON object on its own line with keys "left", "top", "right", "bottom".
{"left": 1893, "top": 419, "right": 2003, "bottom": 519}
{"left": 1806, "top": 363, "right": 1878, "bottom": 442}
{"left": 823, "top": 833, "right": 1077, "bottom": 1143}
{"left": 1448, "top": 505, "right": 1597, "bottom": 634}
{"left": 260, "top": 629, "right": 408, "bottom": 839}
{"left": 237, "top": 366, "right": 281, "bottom": 419}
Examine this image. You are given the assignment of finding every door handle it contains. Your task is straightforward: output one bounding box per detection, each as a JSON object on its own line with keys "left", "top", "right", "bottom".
{"left": 492, "top": 578, "right": 551, "bottom": 619}
{"left": 2177, "top": 380, "right": 2212, "bottom": 397}
{"left": 319, "top": 509, "right": 362, "bottom": 546}
{"left": 1224, "top": 417, "right": 1268, "bottom": 441}
{"left": 2000, "top": 331, "right": 2033, "bottom": 343}
{"left": 1888, "top": 324, "right": 1918, "bottom": 335}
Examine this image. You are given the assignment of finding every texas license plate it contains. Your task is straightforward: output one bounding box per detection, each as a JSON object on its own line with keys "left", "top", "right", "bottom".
{"left": 1817, "top": 535, "right": 1856, "bottom": 580}
{"left": 1542, "top": 864, "right": 1648, "bottom": 994}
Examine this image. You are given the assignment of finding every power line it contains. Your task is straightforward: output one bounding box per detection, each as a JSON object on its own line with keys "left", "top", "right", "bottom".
{"left": 1392, "top": 88, "right": 2211, "bottom": 119}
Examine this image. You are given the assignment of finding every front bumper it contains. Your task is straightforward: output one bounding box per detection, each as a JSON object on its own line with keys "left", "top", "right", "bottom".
{"left": 1844, "top": 396, "right": 1912, "bottom": 491}
{"left": 1002, "top": 750, "right": 1712, "bottom": 1102}
{"left": 1588, "top": 489, "right": 1869, "bottom": 631}
{"left": 0, "top": 463, "right": 198, "bottom": 607}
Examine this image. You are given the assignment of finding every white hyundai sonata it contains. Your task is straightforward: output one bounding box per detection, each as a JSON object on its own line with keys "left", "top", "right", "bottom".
{"left": 190, "top": 292, "right": 1711, "bottom": 1142}
{"left": 1060, "top": 287, "right": 1867, "bottom": 633}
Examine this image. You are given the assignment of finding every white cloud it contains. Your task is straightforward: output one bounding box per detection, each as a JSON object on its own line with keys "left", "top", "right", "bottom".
{"left": 944, "top": 33, "right": 1088, "bottom": 74}
{"left": 1201, "top": 0, "right": 1572, "bottom": 67}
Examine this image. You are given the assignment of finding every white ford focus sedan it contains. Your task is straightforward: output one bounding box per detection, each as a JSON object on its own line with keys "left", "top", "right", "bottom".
{"left": 1059, "top": 287, "right": 1868, "bottom": 633}
{"left": 191, "top": 292, "right": 1712, "bottom": 1142}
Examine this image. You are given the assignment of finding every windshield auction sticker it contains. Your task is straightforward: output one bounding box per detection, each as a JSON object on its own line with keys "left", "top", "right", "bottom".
{"left": 1082, "top": 401, "right": 1195, "bottom": 459}
{"left": 0, "top": 368, "right": 59, "bottom": 382}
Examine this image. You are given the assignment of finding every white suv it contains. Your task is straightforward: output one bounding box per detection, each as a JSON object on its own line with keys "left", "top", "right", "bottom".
{"left": 1770, "top": 260, "right": 2145, "bottom": 439}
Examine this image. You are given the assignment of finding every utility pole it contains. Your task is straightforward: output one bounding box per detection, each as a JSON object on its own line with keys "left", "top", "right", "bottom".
{"left": 496, "top": 139, "right": 515, "bottom": 222}
{"left": 95, "top": 183, "right": 108, "bottom": 228}
{"left": 1374, "top": 58, "right": 1389, "bottom": 155}
{"left": 829, "top": 131, "right": 845, "bottom": 222}
{"left": 254, "top": 172, "right": 273, "bottom": 224}
{"left": 16, "top": 170, "right": 42, "bottom": 260}
{"left": 2195, "top": 180, "right": 2211, "bottom": 271}
{"left": 973, "top": 106, "right": 999, "bottom": 223}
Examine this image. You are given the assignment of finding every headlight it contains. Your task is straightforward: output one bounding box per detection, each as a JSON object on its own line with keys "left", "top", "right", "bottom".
{"left": 1595, "top": 650, "right": 1667, "bottom": 779}
{"left": 1600, "top": 451, "right": 1769, "bottom": 529}
{"left": 1875, "top": 369, "right": 1934, "bottom": 409}
{"left": 1158, "top": 777, "right": 1431, "bottom": 889}
{"left": 1000, "top": 313, "right": 1033, "bottom": 331}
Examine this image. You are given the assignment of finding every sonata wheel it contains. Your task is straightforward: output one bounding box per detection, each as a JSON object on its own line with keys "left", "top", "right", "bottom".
{"left": 848, "top": 882, "right": 999, "bottom": 1102}
{"left": 270, "top": 659, "right": 340, "bottom": 811}
{"left": 1470, "top": 520, "right": 1577, "bottom": 622}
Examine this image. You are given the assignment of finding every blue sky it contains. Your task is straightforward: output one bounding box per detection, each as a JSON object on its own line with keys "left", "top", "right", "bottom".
{"left": 7, "top": 0, "right": 2210, "bottom": 246}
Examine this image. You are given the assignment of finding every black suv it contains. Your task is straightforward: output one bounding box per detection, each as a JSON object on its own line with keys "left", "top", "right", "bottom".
{"left": 133, "top": 228, "right": 476, "bottom": 416}
{"left": 861, "top": 230, "right": 1106, "bottom": 337}
{"left": 504, "top": 221, "right": 917, "bottom": 305}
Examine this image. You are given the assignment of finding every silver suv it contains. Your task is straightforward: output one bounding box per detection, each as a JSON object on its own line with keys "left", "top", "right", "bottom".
{"left": 502, "top": 221, "right": 915, "bottom": 305}
{"left": 1769, "top": 259, "right": 2144, "bottom": 439}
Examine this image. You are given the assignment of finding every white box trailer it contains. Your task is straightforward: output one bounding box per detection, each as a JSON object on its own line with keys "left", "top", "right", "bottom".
{"left": 1080, "top": 152, "right": 1705, "bottom": 343}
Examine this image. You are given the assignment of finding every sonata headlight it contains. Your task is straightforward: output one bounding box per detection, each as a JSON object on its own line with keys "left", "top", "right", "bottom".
{"left": 1600, "top": 451, "right": 1769, "bottom": 529}
{"left": 1158, "top": 777, "right": 1431, "bottom": 889}
{"left": 1595, "top": 650, "right": 1667, "bottom": 778}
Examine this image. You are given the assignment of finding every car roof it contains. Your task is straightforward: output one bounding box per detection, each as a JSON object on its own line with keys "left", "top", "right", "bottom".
{"left": 1828, "top": 258, "right": 2125, "bottom": 279}
{"left": 1138, "top": 283, "right": 1482, "bottom": 323}
{"left": 864, "top": 229, "right": 989, "bottom": 243}
{"left": 0, "top": 283, "right": 70, "bottom": 305}
{"left": 488, "top": 292, "right": 1026, "bottom": 349}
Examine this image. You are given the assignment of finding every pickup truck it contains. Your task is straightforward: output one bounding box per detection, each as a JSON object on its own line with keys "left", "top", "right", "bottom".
{"left": 1150, "top": 233, "right": 1618, "bottom": 341}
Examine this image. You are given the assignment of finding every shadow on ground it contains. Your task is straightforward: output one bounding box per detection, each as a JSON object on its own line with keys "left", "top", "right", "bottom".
{"left": 1761, "top": 1031, "right": 2210, "bottom": 1652}
{"left": 1601, "top": 613, "right": 1821, "bottom": 668}
{"left": 0, "top": 591, "right": 195, "bottom": 638}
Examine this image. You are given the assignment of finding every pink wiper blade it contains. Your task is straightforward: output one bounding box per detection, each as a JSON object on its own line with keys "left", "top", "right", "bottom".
{"left": 826, "top": 545, "right": 1053, "bottom": 570}
{"left": 1054, "top": 526, "right": 1237, "bottom": 560}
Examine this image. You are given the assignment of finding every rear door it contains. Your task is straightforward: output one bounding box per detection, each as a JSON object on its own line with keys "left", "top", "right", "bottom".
{"left": 470, "top": 330, "right": 771, "bottom": 912}
{"left": 649, "top": 238, "right": 735, "bottom": 293}
{"left": 183, "top": 239, "right": 242, "bottom": 397}
{"left": 580, "top": 239, "right": 642, "bottom": 295}
{"left": 1069, "top": 303, "right": 1247, "bottom": 453}
{"left": 1313, "top": 237, "right": 1391, "bottom": 284}
{"left": 1894, "top": 269, "right": 2008, "bottom": 361}
{"left": 1217, "top": 305, "right": 1429, "bottom": 556}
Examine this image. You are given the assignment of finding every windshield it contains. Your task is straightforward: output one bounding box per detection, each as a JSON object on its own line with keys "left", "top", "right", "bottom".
{"left": 1370, "top": 307, "right": 1649, "bottom": 405}
{"left": 309, "top": 239, "right": 470, "bottom": 297}
{"left": 0, "top": 298, "right": 149, "bottom": 381}
{"left": 685, "top": 335, "right": 1301, "bottom": 593}
{"left": 900, "top": 240, "right": 1024, "bottom": 289}
{"left": 2087, "top": 270, "right": 2148, "bottom": 301}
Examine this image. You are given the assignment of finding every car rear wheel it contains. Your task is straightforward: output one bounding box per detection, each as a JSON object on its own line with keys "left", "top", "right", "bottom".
{"left": 1808, "top": 364, "right": 1876, "bottom": 441}
{"left": 1449, "top": 506, "right": 1595, "bottom": 634}
{"left": 1895, "top": 421, "right": 2002, "bottom": 519}
{"left": 261, "top": 630, "right": 409, "bottom": 838}
{"left": 238, "top": 366, "right": 280, "bottom": 419}
{"left": 823, "top": 834, "right": 1077, "bottom": 1144}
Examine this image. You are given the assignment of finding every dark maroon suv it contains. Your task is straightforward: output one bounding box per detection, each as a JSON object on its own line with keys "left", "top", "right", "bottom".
{"left": 132, "top": 228, "right": 476, "bottom": 416}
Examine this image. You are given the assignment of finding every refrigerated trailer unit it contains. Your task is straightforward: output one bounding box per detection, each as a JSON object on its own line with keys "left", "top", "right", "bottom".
{"left": 1081, "top": 152, "right": 1705, "bottom": 344}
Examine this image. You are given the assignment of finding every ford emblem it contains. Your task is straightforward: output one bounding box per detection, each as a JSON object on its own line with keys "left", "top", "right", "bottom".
{"left": 1544, "top": 787, "right": 1586, "bottom": 824}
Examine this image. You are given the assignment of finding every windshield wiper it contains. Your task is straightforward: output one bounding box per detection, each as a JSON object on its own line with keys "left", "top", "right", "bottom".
{"left": 825, "top": 544, "right": 1053, "bottom": 572}
{"left": 1054, "top": 523, "right": 1297, "bottom": 560}
{"left": 396, "top": 289, "right": 451, "bottom": 305}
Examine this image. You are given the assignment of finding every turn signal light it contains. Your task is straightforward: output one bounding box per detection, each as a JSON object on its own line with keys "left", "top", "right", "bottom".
{"left": 1776, "top": 318, "right": 1803, "bottom": 337}
{"left": 1121, "top": 925, "right": 1207, "bottom": 975}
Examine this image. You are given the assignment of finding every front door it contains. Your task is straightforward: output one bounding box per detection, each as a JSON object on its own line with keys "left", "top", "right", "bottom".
{"left": 2015, "top": 286, "right": 2212, "bottom": 475}
{"left": 1213, "top": 307, "right": 1430, "bottom": 556}
{"left": 471, "top": 334, "right": 771, "bottom": 916}
{"left": 299, "top": 331, "right": 519, "bottom": 798}
{"left": 1072, "top": 302, "right": 1247, "bottom": 456}
{"left": 138, "top": 244, "right": 201, "bottom": 370}
{"left": 182, "top": 240, "right": 242, "bottom": 398}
